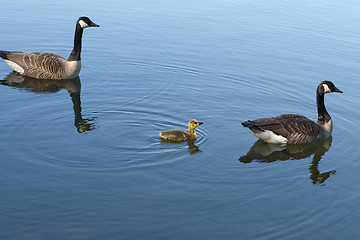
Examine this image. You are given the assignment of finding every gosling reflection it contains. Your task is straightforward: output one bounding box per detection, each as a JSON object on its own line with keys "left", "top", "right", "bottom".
{"left": 239, "top": 137, "right": 336, "bottom": 185}
{"left": 1, "top": 72, "right": 95, "bottom": 133}
{"left": 160, "top": 139, "right": 202, "bottom": 155}
{"left": 187, "top": 140, "right": 201, "bottom": 155}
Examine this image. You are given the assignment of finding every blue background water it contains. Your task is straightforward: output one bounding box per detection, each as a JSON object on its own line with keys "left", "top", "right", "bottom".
{"left": 1, "top": 0, "right": 359, "bottom": 239}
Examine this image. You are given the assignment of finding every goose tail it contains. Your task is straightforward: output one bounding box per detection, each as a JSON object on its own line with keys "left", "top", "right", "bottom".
{"left": 241, "top": 120, "right": 264, "bottom": 132}
{"left": 241, "top": 120, "right": 254, "bottom": 128}
{"left": 0, "top": 51, "right": 9, "bottom": 60}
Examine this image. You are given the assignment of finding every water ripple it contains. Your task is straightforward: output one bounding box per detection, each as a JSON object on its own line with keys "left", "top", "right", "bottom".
{"left": 90, "top": 105, "right": 209, "bottom": 169}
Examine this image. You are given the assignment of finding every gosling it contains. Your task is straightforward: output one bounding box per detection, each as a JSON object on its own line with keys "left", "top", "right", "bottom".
{"left": 160, "top": 119, "right": 203, "bottom": 142}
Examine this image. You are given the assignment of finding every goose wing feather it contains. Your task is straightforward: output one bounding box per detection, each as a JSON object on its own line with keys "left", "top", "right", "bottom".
{"left": 249, "top": 114, "right": 323, "bottom": 144}
{"left": 1, "top": 51, "right": 66, "bottom": 79}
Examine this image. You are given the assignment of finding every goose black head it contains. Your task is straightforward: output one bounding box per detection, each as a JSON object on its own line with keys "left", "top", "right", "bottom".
{"left": 77, "top": 16, "right": 100, "bottom": 29}
{"left": 318, "top": 81, "right": 343, "bottom": 94}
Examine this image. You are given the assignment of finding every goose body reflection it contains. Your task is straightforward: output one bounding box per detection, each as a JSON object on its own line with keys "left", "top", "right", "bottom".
{"left": 1, "top": 72, "right": 95, "bottom": 133}
{"left": 239, "top": 137, "right": 336, "bottom": 185}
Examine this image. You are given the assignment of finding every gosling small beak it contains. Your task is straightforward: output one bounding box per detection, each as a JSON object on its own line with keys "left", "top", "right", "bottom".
{"left": 198, "top": 122, "right": 204, "bottom": 125}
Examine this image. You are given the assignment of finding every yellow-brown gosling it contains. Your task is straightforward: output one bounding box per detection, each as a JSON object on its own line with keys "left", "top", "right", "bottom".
{"left": 160, "top": 119, "right": 203, "bottom": 141}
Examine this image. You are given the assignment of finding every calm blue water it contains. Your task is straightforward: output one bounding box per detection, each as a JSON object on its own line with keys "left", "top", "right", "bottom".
{"left": 1, "top": 0, "right": 360, "bottom": 239}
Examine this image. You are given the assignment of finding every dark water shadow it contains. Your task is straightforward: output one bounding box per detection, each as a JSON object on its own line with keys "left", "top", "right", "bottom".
{"left": 1, "top": 72, "right": 95, "bottom": 133}
{"left": 239, "top": 137, "right": 336, "bottom": 185}
{"left": 160, "top": 139, "right": 202, "bottom": 155}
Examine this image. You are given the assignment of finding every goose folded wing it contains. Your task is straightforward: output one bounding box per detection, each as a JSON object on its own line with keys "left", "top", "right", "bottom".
{"left": 252, "top": 114, "right": 322, "bottom": 138}
{"left": 6, "top": 52, "right": 65, "bottom": 76}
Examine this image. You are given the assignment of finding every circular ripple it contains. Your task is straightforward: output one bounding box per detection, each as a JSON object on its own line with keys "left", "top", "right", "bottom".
{"left": 90, "top": 104, "right": 209, "bottom": 170}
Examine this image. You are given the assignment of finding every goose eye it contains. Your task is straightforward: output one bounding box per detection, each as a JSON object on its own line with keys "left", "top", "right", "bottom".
{"left": 194, "top": 122, "right": 198, "bottom": 124}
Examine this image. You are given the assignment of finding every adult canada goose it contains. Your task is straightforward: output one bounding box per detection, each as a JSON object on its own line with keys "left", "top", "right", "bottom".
{"left": 0, "top": 16, "right": 99, "bottom": 79}
{"left": 160, "top": 119, "right": 203, "bottom": 141}
{"left": 242, "top": 81, "right": 342, "bottom": 144}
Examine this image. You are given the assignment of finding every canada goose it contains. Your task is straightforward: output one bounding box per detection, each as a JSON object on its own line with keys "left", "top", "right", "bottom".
{"left": 0, "top": 16, "right": 99, "bottom": 79}
{"left": 242, "top": 81, "right": 342, "bottom": 144}
{"left": 160, "top": 119, "right": 203, "bottom": 141}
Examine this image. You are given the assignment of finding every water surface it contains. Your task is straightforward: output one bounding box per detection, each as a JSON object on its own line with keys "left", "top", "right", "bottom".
{"left": 1, "top": 1, "right": 360, "bottom": 239}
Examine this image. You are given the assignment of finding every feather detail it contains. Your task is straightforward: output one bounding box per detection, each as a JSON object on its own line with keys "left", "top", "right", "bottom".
{"left": 243, "top": 114, "right": 329, "bottom": 144}
{"left": 0, "top": 52, "right": 75, "bottom": 79}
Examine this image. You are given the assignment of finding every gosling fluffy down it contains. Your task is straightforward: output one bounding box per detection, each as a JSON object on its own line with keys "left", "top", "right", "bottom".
{"left": 160, "top": 119, "right": 203, "bottom": 142}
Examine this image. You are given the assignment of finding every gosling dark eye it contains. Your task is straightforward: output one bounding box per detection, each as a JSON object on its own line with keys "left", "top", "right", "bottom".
{"left": 194, "top": 122, "right": 198, "bottom": 124}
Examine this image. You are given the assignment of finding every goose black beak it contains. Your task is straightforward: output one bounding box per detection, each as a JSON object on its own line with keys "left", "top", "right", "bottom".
{"left": 334, "top": 87, "right": 343, "bottom": 93}
{"left": 198, "top": 122, "right": 204, "bottom": 125}
{"left": 90, "top": 23, "right": 100, "bottom": 27}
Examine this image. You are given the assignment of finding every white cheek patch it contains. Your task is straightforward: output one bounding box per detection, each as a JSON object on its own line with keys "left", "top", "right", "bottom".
{"left": 78, "top": 20, "right": 89, "bottom": 28}
{"left": 323, "top": 84, "right": 331, "bottom": 93}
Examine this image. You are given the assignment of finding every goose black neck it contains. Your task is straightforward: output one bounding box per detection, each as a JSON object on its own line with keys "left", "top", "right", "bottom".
{"left": 67, "top": 24, "right": 83, "bottom": 61}
{"left": 316, "top": 88, "right": 331, "bottom": 124}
